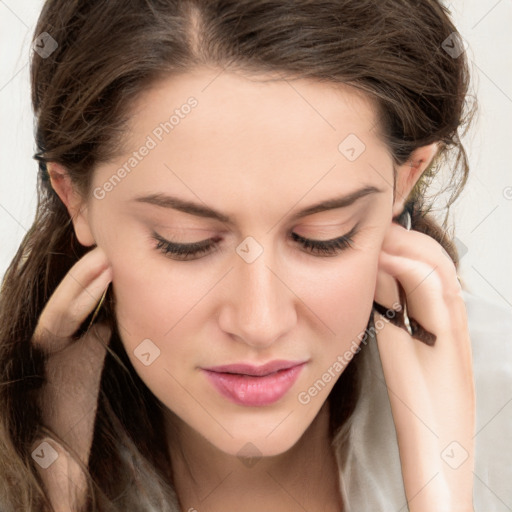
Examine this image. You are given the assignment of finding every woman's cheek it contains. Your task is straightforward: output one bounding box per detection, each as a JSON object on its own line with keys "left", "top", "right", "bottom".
{"left": 300, "top": 251, "right": 378, "bottom": 335}
{"left": 110, "top": 250, "right": 215, "bottom": 346}
{"left": 109, "top": 250, "right": 170, "bottom": 336}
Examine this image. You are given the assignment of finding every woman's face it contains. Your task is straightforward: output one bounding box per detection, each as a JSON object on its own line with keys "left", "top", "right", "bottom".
{"left": 84, "top": 68, "right": 400, "bottom": 457}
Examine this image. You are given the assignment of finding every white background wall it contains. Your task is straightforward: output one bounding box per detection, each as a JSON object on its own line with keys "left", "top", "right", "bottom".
{"left": 1, "top": 0, "right": 511, "bottom": 309}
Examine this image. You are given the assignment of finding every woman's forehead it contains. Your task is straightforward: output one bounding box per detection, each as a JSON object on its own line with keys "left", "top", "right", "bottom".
{"left": 110, "top": 68, "right": 389, "bottom": 177}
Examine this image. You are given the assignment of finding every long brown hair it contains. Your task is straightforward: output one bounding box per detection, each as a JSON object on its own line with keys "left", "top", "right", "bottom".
{"left": 0, "top": 1, "right": 475, "bottom": 510}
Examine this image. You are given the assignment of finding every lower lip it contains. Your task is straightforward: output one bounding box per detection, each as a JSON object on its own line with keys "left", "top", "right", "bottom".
{"left": 202, "top": 363, "right": 306, "bottom": 407}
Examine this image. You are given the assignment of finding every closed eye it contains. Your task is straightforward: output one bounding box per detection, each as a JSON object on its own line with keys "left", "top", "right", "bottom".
{"left": 152, "top": 223, "right": 358, "bottom": 261}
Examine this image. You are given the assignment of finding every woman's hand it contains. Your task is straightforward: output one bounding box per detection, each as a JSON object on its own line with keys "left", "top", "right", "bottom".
{"left": 31, "top": 247, "right": 113, "bottom": 512}
{"left": 373, "top": 220, "right": 475, "bottom": 512}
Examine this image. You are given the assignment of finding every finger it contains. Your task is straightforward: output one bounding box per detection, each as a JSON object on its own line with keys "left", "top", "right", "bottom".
{"left": 42, "top": 322, "right": 112, "bottom": 405}
{"left": 377, "top": 223, "right": 463, "bottom": 335}
{"left": 33, "top": 247, "right": 112, "bottom": 352}
{"left": 374, "top": 259, "right": 400, "bottom": 308}
{"left": 31, "top": 437, "right": 87, "bottom": 512}
{"left": 374, "top": 255, "right": 474, "bottom": 388}
{"left": 377, "top": 250, "right": 462, "bottom": 337}
{"left": 39, "top": 323, "right": 111, "bottom": 468}
{"left": 382, "top": 222, "right": 462, "bottom": 295}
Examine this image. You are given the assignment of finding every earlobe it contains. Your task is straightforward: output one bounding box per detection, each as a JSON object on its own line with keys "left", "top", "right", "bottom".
{"left": 392, "top": 142, "right": 439, "bottom": 218}
{"left": 47, "top": 163, "right": 96, "bottom": 247}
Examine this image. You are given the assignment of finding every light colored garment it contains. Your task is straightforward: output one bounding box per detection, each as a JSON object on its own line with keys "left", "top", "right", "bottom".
{"left": 335, "top": 289, "right": 512, "bottom": 511}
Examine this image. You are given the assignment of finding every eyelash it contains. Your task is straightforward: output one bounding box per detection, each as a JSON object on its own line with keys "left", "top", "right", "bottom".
{"left": 152, "top": 226, "right": 358, "bottom": 261}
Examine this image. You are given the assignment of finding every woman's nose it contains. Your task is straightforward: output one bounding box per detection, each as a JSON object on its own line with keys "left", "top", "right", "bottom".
{"left": 217, "top": 252, "right": 297, "bottom": 349}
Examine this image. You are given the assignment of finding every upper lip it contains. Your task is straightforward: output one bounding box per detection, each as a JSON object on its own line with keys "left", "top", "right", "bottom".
{"left": 203, "top": 360, "right": 307, "bottom": 377}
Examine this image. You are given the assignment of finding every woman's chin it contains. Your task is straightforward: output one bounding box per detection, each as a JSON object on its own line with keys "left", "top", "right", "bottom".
{"left": 209, "top": 431, "right": 302, "bottom": 460}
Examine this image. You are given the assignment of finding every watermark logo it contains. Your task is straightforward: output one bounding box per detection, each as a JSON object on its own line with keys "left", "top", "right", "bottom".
{"left": 454, "top": 237, "right": 468, "bottom": 260}
{"left": 441, "top": 32, "right": 468, "bottom": 59}
{"left": 236, "top": 236, "right": 264, "bottom": 264}
{"left": 338, "top": 133, "right": 366, "bottom": 162}
{"left": 237, "top": 442, "right": 262, "bottom": 468}
{"left": 31, "top": 440, "right": 59, "bottom": 469}
{"left": 441, "top": 440, "right": 469, "bottom": 469}
{"left": 134, "top": 338, "right": 161, "bottom": 366}
{"left": 33, "top": 32, "right": 58, "bottom": 59}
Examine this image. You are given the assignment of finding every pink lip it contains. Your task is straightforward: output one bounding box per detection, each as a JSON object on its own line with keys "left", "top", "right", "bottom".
{"left": 202, "top": 360, "right": 308, "bottom": 407}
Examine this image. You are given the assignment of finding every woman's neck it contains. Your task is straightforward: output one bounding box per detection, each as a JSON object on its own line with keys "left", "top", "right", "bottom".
{"left": 164, "top": 401, "right": 344, "bottom": 512}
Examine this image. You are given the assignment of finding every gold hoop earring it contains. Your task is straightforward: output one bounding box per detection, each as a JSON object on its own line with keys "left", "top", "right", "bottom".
{"left": 87, "top": 284, "right": 109, "bottom": 331}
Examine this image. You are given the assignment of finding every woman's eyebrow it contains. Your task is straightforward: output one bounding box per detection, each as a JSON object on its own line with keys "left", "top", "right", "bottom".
{"left": 130, "top": 185, "right": 385, "bottom": 225}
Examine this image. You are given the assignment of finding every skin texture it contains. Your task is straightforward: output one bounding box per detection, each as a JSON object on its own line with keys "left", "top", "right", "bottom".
{"left": 33, "top": 67, "right": 473, "bottom": 511}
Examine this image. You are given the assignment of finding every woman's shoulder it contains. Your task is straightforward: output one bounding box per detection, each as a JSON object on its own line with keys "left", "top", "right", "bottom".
{"left": 461, "top": 289, "right": 512, "bottom": 510}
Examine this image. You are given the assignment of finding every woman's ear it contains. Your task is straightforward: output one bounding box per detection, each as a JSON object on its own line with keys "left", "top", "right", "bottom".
{"left": 392, "top": 142, "right": 439, "bottom": 218}
{"left": 47, "top": 162, "right": 95, "bottom": 247}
